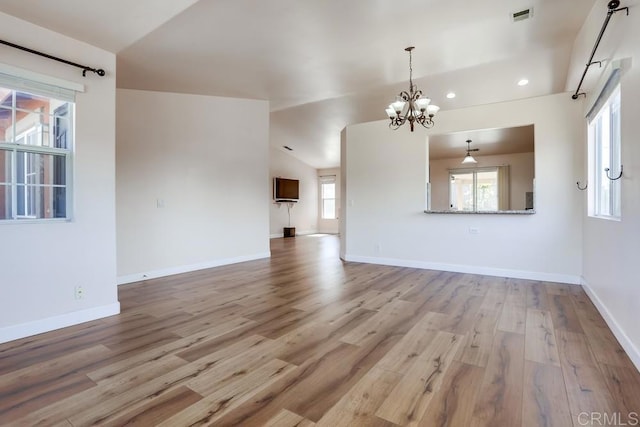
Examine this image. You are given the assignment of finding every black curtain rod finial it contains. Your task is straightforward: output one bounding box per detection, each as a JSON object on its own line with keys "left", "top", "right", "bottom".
{"left": 608, "top": 0, "right": 620, "bottom": 10}
{"left": 81, "top": 68, "right": 106, "bottom": 77}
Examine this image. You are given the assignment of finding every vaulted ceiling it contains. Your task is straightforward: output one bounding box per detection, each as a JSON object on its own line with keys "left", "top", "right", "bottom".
{"left": 0, "top": 0, "right": 604, "bottom": 168}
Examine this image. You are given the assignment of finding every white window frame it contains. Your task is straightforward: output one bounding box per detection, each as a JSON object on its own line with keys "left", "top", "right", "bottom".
{"left": 587, "top": 74, "right": 621, "bottom": 221}
{"left": 0, "top": 85, "right": 74, "bottom": 222}
{"left": 320, "top": 176, "right": 336, "bottom": 220}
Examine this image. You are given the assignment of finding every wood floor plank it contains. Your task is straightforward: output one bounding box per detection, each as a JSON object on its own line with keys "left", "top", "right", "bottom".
{"left": 418, "top": 360, "right": 484, "bottom": 427}
{"left": 549, "top": 295, "right": 584, "bottom": 333}
{"left": 581, "top": 324, "right": 632, "bottom": 368}
{"left": 457, "top": 308, "right": 500, "bottom": 368}
{"left": 556, "top": 330, "right": 619, "bottom": 426}
{"left": 471, "top": 331, "right": 525, "bottom": 427}
{"left": 0, "top": 345, "right": 112, "bottom": 423}
{"left": 497, "top": 303, "right": 526, "bottom": 334}
{"left": 505, "top": 278, "right": 528, "bottom": 307}
{"left": 431, "top": 294, "right": 484, "bottom": 335}
{"left": 374, "top": 312, "right": 440, "bottom": 374}
{"left": 375, "top": 331, "right": 463, "bottom": 426}
{"left": 1, "top": 235, "right": 637, "bottom": 427}
{"left": 101, "top": 385, "right": 203, "bottom": 427}
{"left": 340, "top": 299, "right": 418, "bottom": 347}
{"left": 316, "top": 367, "right": 402, "bottom": 427}
{"left": 524, "top": 308, "right": 560, "bottom": 366}
{"left": 522, "top": 361, "right": 572, "bottom": 427}
{"left": 156, "top": 359, "right": 295, "bottom": 426}
{"left": 599, "top": 363, "right": 640, "bottom": 422}
{"left": 211, "top": 342, "right": 365, "bottom": 426}
{"left": 525, "top": 281, "right": 549, "bottom": 310}
{"left": 266, "top": 409, "right": 316, "bottom": 427}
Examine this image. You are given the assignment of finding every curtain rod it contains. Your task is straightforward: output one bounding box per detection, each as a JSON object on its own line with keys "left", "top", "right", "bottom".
{"left": 571, "top": 0, "right": 628, "bottom": 100}
{"left": 0, "top": 38, "right": 105, "bottom": 77}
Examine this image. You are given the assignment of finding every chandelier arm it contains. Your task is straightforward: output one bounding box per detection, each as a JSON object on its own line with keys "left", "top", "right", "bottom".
{"left": 398, "top": 91, "right": 411, "bottom": 102}
{"left": 420, "top": 119, "right": 434, "bottom": 129}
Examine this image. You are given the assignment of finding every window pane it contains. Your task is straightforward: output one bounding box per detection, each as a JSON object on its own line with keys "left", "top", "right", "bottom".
{"left": 610, "top": 90, "right": 621, "bottom": 217}
{"left": 449, "top": 172, "right": 474, "bottom": 211}
{"left": 14, "top": 112, "right": 51, "bottom": 147}
{"left": 15, "top": 91, "right": 51, "bottom": 113}
{"left": 53, "top": 115, "right": 72, "bottom": 149}
{"left": 52, "top": 186, "right": 67, "bottom": 218}
{"left": 476, "top": 170, "right": 498, "bottom": 211}
{"left": 590, "top": 84, "right": 621, "bottom": 219}
{"left": 0, "top": 106, "right": 14, "bottom": 143}
{"left": 14, "top": 185, "right": 65, "bottom": 219}
{"left": 15, "top": 151, "right": 66, "bottom": 186}
{"left": 0, "top": 184, "right": 10, "bottom": 219}
{"left": 323, "top": 199, "right": 336, "bottom": 219}
{"left": 0, "top": 149, "right": 10, "bottom": 184}
{"left": 322, "top": 183, "right": 335, "bottom": 199}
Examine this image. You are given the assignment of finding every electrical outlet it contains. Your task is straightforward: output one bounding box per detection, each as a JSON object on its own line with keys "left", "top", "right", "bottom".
{"left": 374, "top": 243, "right": 381, "bottom": 254}
{"left": 469, "top": 227, "right": 479, "bottom": 234}
{"left": 74, "top": 286, "right": 84, "bottom": 300}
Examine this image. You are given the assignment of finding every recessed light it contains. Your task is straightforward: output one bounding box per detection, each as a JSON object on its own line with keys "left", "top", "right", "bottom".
{"left": 518, "top": 79, "right": 529, "bottom": 86}
{"left": 446, "top": 92, "right": 456, "bottom": 99}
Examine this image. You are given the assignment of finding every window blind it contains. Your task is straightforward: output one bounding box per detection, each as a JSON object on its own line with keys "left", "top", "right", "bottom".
{"left": 586, "top": 68, "right": 620, "bottom": 123}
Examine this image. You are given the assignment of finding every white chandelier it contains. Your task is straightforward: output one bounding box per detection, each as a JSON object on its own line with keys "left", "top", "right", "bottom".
{"left": 386, "top": 47, "right": 439, "bottom": 131}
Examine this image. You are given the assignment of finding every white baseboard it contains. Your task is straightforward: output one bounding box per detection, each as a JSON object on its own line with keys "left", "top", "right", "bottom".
{"left": 581, "top": 278, "right": 640, "bottom": 372}
{"left": 343, "top": 254, "right": 581, "bottom": 284}
{"left": 117, "top": 252, "right": 271, "bottom": 285}
{"left": 0, "top": 302, "right": 121, "bottom": 345}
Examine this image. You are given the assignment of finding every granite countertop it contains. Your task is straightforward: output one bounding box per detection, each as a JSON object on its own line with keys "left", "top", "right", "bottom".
{"left": 424, "top": 209, "right": 536, "bottom": 215}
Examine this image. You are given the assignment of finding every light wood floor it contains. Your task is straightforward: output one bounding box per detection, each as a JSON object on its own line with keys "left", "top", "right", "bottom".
{"left": 1, "top": 235, "right": 639, "bottom": 426}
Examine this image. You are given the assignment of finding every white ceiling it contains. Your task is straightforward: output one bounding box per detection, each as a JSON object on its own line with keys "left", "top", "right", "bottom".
{"left": 429, "top": 125, "right": 535, "bottom": 160}
{"left": 0, "top": 0, "right": 602, "bottom": 168}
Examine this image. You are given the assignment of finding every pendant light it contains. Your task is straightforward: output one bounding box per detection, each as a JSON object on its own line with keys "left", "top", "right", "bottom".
{"left": 462, "top": 139, "right": 479, "bottom": 164}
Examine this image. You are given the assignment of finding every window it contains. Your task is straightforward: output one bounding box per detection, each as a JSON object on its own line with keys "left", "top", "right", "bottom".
{"left": 449, "top": 168, "right": 498, "bottom": 211}
{"left": 320, "top": 176, "right": 336, "bottom": 219}
{"left": 588, "top": 71, "right": 621, "bottom": 219}
{"left": 449, "top": 167, "right": 510, "bottom": 211}
{"left": 0, "top": 86, "right": 73, "bottom": 221}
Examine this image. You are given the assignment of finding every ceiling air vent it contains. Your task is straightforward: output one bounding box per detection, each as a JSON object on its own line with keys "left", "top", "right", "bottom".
{"left": 511, "top": 7, "right": 533, "bottom": 22}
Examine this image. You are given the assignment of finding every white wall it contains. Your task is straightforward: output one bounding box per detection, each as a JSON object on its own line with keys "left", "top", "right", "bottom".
{"left": 318, "top": 167, "right": 341, "bottom": 234}
{"left": 342, "top": 93, "right": 584, "bottom": 284}
{"left": 430, "top": 152, "right": 535, "bottom": 210}
{"left": 0, "top": 13, "right": 119, "bottom": 342}
{"left": 269, "top": 147, "right": 318, "bottom": 237}
{"left": 574, "top": 1, "right": 640, "bottom": 369}
{"left": 116, "top": 89, "right": 270, "bottom": 283}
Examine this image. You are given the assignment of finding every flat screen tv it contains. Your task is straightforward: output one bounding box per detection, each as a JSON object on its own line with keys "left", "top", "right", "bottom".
{"left": 274, "top": 177, "right": 299, "bottom": 202}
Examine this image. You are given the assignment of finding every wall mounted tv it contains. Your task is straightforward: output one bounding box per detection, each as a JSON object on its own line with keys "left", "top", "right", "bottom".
{"left": 274, "top": 177, "right": 299, "bottom": 202}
